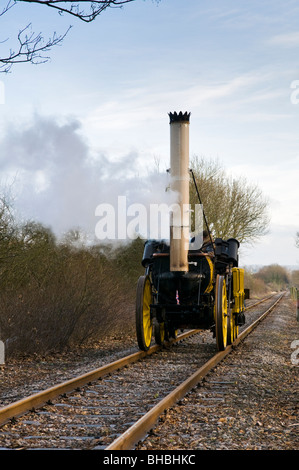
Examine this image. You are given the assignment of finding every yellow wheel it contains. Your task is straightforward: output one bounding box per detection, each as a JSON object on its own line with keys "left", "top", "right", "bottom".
{"left": 136, "top": 275, "right": 153, "bottom": 351}
{"left": 215, "top": 275, "right": 228, "bottom": 351}
{"left": 164, "top": 325, "right": 178, "bottom": 341}
{"left": 234, "top": 322, "right": 239, "bottom": 341}
{"left": 227, "top": 309, "right": 238, "bottom": 345}
{"left": 170, "top": 328, "right": 178, "bottom": 339}
{"left": 154, "top": 320, "right": 165, "bottom": 346}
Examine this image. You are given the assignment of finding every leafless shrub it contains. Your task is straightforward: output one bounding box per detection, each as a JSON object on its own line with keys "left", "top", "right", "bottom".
{"left": 244, "top": 269, "right": 271, "bottom": 298}
{"left": 0, "top": 199, "right": 144, "bottom": 357}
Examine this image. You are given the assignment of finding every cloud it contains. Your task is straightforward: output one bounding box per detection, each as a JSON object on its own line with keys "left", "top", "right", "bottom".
{"left": 267, "top": 31, "right": 299, "bottom": 47}
{"left": 82, "top": 70, "right": 267, "bottom": 147}
{"left": 0, "top": 113, "right": 177, "bottom": 241}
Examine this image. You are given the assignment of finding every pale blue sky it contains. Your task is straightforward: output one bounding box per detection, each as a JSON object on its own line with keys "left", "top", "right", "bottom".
{"left": 0, "top": 0, "right": 299, "bottom": 266}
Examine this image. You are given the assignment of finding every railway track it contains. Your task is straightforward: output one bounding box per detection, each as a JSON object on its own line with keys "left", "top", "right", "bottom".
{"left": 0, "top": 292, "right": 285, "bottom": 450}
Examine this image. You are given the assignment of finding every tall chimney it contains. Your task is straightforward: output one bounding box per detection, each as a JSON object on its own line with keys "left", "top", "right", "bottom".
{"left": 169, "top": 111, "right": 190, "bottom": 272}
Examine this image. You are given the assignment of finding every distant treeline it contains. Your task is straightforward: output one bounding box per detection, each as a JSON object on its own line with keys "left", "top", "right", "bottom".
{"left": 244, "top": 264, "right": 295, "bottom": 297}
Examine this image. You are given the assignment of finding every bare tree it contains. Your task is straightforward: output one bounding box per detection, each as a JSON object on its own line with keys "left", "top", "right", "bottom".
{"left": 295, "top": 231, "right": 299, "bottom": 249}
{"left": 190, "top": 155, "right": 270, "bottom": 244}
{"left": 0, "top": 0, "right": 142, "bottom": 72}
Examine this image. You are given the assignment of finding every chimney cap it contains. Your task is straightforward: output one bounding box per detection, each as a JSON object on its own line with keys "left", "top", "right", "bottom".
{"left": 169, "top": 111, "right": 191, "bottom": 123}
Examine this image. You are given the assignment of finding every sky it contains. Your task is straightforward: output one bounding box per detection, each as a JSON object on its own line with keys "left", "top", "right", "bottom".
{"left": 0, "top": 0, "right": 299, "bottom": 268}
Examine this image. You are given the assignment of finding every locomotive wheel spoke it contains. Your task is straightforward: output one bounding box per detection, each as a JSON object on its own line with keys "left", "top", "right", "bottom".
{"left": 136, "top": 276, "right": 153, "bottom": 351}
{"left": 215, "top": 275, "right": 228, "bottom": 351}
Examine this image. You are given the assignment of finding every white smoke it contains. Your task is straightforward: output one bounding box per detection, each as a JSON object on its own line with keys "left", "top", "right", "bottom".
{"left": 0, "top": 113, "right": 177, "bottom": 243}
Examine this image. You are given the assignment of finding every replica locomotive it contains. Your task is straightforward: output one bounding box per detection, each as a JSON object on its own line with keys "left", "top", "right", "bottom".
{"left": 135, "top": 112, "right": 245, "bottom": 351}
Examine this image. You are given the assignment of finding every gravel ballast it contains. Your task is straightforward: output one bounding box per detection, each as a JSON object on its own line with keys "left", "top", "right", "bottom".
{"left": 0, "top": 294, "right": 297, "bottom": 451}
{"left": 137, "top": 295, "right": 299, "bottom": 450}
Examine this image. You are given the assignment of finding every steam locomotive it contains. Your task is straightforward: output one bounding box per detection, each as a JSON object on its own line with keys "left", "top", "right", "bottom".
{"left": 136, "top": 236, "right": 245, "bottom": 351}
{"left": 135, "top": 112, "right": 245, "bottom": 351}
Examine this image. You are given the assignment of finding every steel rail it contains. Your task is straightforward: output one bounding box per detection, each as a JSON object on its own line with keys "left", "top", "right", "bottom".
{"left": 0, "top": 293, "right": 279, "bottom": 429}
{"left": 245, "top": 293, "right": 276, "bottom": 311}
{"left": 105, "top": 292, "right": 285, "bottom": 450}
{"left": 0, "top": 329, "right": 199, "bottom": 427}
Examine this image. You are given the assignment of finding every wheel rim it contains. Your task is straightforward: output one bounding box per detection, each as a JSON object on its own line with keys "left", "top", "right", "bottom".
{"left": 228, "top": 310, "right": 233, "bottom": 344}
{"left": 215, "top": 275, "right": 228, "bottom": 350}
{"left": 227, "top": 309, "right": 238, "bottom": 344}
{"left": 142, "top": 277, "right": 153, "bottom": 348}
{"left": 222, "top": 280, "right": 228, "bottom": 343}
{"left": 136, "top": 276, "right": 153, "bottom": 351}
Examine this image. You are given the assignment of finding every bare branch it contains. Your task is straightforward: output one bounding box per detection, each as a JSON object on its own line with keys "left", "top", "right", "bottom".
{"left": 0, "top": 23, "right": 71, "bottom": 72}
{"left": 0, "top": 1, "right": 159, "bottom": 72}
{"left": 0, "top": 0, "right": 16, "bottom": 17}
{"left": 16, "top": 0, "right": 137, "bottom": 22}
{"left": 190, "top": 156, "right": 270, "bottom": 245}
